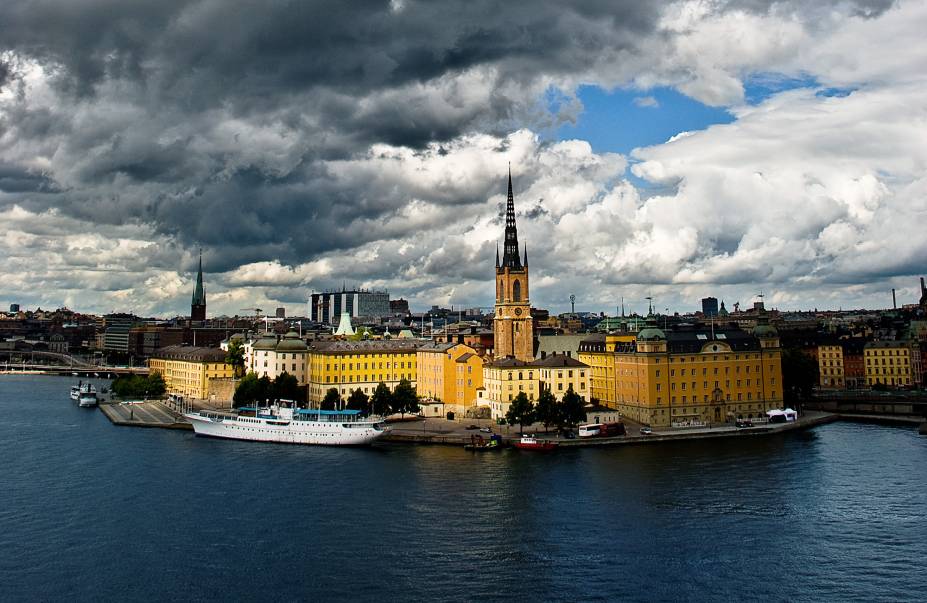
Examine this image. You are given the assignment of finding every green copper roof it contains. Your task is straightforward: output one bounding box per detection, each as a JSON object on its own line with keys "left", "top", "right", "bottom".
{"left": 191, "top": 252, "right": 205, "bottom": 306}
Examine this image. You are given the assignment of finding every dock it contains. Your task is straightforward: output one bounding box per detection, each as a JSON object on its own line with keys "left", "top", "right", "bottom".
{"left": 99, "top": 400, "right": 192, "bottom": 430}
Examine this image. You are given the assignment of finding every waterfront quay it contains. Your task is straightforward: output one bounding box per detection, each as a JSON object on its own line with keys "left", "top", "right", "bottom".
{"left": 97, "top": 395, "right": 839, "bottom": 446}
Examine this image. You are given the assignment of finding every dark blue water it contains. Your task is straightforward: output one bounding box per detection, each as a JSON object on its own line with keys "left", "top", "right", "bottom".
{"left": 2, "top": 375, "right": 925, "bottom": 602}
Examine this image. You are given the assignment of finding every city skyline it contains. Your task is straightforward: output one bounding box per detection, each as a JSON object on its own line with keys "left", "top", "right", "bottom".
{"left": 2, "top": 1, "right": 926, "bottom": 317}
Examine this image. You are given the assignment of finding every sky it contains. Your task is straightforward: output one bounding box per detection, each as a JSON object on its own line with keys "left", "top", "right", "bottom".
{"left": 1, "top": 0, "right": 926, "bottom": 317}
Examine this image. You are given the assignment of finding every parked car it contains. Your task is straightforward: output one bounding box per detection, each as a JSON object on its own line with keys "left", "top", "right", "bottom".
{"left": 465, "top": 424, "right": 480, "bottom": 430}
{"left": 736, "top": 419, "right": 753, "bottom": 428}
{"left": 639, "top": 426, "right": 653, "bottom": 435}
{"left": 479, "top": 427, "right": 492, "bottom": 433}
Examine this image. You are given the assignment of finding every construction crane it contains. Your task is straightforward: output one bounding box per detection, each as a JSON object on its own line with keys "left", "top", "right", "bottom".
{"left": 240, "top": 307, "right": 263, "bottom": 318}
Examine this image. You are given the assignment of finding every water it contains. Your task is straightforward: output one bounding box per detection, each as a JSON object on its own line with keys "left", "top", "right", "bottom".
{"left": 2, "top": 375, "right": 925, "bottom": 602}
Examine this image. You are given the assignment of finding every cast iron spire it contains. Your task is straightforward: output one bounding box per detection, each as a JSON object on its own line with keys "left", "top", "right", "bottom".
{"left": 191, "top": 250, "right": 205, "bottom": 306}
{"left": 501, "top": 165, "right": 522, "bottom": 269}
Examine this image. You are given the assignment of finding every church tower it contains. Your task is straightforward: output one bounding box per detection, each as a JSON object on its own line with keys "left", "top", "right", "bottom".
{"left": 191, "top": 250, "right": 206, "bottom": 322}
{"left": 493, "top": 168, "right": 533, "bottom": 361}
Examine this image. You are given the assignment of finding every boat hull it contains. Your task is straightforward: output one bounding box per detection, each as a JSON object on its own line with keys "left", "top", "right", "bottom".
{"left": 185, "top": 414, "right": 387, "bottom": 446}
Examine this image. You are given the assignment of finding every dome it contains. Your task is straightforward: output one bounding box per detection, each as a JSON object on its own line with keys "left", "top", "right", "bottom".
{"left": 753, "top": 324, "right": 778, "bottom": 338}
{"left": 276, "top": 332, "right": 307, "bottom": 352}
{"left": 637, "top": 327, "right": 666, "bottom": 342}
{"left": 252, "top": 336, "right": 278, "bottom": 351}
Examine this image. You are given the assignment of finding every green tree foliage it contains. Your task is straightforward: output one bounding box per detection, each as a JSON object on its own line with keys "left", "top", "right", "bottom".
{"left": 225, "top": 340, "right": 245, "bottom": 378}
{"left": 782, "top": 348, "right": 818, "bottom": 410}
{"left": 534, "top": 388, "right": 559, "bottom": 431}
{"left": 560, "top": 385, "right": 586, "bottom": 429}
{"left": 273, "top": 372, "right": 301, "bottom": 402}
{"left": 346, "top": 388, "right": 370, "bottom": 414}
{"left": 371, "top": 382, "right": 392, "bottom": 417}
{"left": 390, "top": 378, "right": 418, "bottom": 418}
{"left": 112, "top": 373, "right": 167, "bottom": 399}
{"left": 505, "top": 392, "right": 535, "bottom": 434}
{"left": 321, "top": 387, "right": 341, "bottom": 411}
{"left": 233, "top": 373, "right": 275, "bottom": 408}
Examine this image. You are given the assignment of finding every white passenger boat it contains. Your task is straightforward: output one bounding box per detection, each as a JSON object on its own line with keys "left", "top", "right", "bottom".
{"left": 184, "top": 404, "right": 389, "bottom": 446}
{"left": 71, "top": 382, "right": 97, "bottom": 405}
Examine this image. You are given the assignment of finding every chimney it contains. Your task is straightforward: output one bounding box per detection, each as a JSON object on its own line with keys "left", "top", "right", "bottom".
{"left": 921, "top": 277, "right": 925, "bottom": 291}
{"left": 892, "top": 288, "right": 897, "bottom": 309}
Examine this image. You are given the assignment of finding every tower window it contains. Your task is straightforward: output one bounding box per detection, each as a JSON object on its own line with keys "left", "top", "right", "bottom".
{"left": 513, "top": 280, "right": 521, "bottom": 302}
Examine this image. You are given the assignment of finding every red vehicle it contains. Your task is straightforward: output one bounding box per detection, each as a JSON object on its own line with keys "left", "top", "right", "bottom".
{"left": 597, "top": 422, "right": 626, "bottom": 437}
{"left": 512, "top": 435, "right": 559, "bottom": 451}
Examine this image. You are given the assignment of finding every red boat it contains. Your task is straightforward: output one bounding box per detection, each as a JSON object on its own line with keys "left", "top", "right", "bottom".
{"left": 512, "top": 435, "right": 559, "bottom": 451}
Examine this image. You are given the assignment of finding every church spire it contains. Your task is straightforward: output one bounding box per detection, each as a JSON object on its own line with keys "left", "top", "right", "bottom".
{"left": 191, "top": 249, "right": 205, "bottom": 306}
{"left": 495, "top": 243, "right": 500, "bottom": 268}
{"left": 501, "top": 164, "right": 522, "bottom": 269}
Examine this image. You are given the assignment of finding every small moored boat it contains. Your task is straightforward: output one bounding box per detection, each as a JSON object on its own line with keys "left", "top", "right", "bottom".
{"left": 464, "top": 433, "right": 503, "bottom": 451}
{"left": 512, "top": 435, "right": 558, "bottom": 451}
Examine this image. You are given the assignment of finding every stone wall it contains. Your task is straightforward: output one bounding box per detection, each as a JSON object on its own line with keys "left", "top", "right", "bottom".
{"left": 208, "top": 377, "right": 238, "bottom": 408}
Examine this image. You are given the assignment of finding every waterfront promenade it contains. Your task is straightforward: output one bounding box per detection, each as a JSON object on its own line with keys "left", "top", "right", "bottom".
{"left": 97, "top": 396, "right": 840, "bottom": 446}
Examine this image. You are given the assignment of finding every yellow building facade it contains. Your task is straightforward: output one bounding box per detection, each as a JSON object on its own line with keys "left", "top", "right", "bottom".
{"left": 416, "top": 342, "right": 484, "bottom": 410}
{"left": 307, "top": 340, "right": 422, "bottom": 402}
{"left": 818, "top": 344, "right": 845, "bottom": 388}
{"left": 578, "top": 332, "right": 635, "bottom": 408}
{"left": 865, "top": 341, "right": 916, "bottom": 387}
{"left": 534, "top": 354, "right": 590, "bottom": 401}
{"left": 478, "top": 358, "right": 540, "bottom": 419}
{"left": 148, "top": 345, "right": 232, "bottom": 400}
{"left": 613, "top": 324, "right": 784, "bottom": 428}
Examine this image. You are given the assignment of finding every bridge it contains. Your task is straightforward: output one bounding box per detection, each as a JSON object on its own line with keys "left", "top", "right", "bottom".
{"left": 0, "top": 350, "right": 149, "bottom": 378}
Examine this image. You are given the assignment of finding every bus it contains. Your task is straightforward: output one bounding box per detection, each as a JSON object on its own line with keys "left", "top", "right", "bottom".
{"left": 578, "top": 424, "right": 602, "bottom": 437}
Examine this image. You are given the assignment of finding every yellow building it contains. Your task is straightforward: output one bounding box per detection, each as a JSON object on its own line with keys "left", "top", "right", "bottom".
{"left": 534, "top": 353, "right": 590, "bottom": 401}
{"left": 307, "top": 339, "right": 422, "bottom": 402}
{"left": 477, "top": 354, "right": 590, "bottom": 419}
{"left": 818, "top": 344, "right": 845, "bottom": 388}
{"left": 613, "top": 322, "right": 784, "bottom": 428}
{"left": 478, "top": 358, "right": 540, "bottom": 419}
{"left": 578, "top": 332, "right": 635, "bottom": 408}
{"left": 416, "top": 342, "right": 484, "bottom": 411}
{"left": 865, "top": 341, "right": 916, "bottom": 387}
{"left": 148, "top": 345, "right": 232, "bottom": 400}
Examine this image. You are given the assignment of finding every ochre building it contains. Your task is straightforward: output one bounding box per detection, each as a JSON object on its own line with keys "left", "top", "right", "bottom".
{"left": 865, "top": 341, "right": 920, "bottom": 388}
{"left": 612, "top": 321, "right": 783, "bottom": 428}
{"left": 148, "top": 345, "right": 232, "bottom": 400}
{"left": 416, "top": 342, "right": 483, "bottom": 411}
{"left": 818, "top": 344, "right": 845, "bottom": 388}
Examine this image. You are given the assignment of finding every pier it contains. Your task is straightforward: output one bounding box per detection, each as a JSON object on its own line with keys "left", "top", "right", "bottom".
{"left": 99, "top": 400, "right": 192, "bottom": 430}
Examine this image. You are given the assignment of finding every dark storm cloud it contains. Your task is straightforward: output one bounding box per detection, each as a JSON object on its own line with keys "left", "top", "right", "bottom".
{"left": 0, "top": 0, "right": 902, "bottom": 295}
{"left": 0, "top": 161, "right": 59, "bottom": 193}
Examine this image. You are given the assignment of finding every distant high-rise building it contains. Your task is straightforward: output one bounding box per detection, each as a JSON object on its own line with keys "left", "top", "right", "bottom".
{"left": 9, "top": 303, "right": 20, "bottom": 313}
{"left": 191, "top": 251, "right": 206, "bottom": 322}
{"left": 275, "top": 307, "right": 286, "bottom": 319}
{"left": 701, "top": 297, "right": 719, "bottom": 317}
{"left": 310, "top": 288, "right": 390, "bottom": 324}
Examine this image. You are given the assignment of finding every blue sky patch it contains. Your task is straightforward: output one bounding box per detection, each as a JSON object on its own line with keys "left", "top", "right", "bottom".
{"left": 554, "top": 85, "right": 733, "bottom": 155}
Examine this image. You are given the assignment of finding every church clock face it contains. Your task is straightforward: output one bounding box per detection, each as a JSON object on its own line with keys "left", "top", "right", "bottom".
{"left": 514, "top": 307, "right": 522, "bottom": 316}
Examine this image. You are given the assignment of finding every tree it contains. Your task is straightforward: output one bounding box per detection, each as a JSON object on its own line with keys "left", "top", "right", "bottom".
{"left": 272, "top": 372, "right": 300, "bottom": 402}
{"left": 233, "top": 372, "right": 260, "bottom": 408}
{"left": 346, "top": 388, "right": 370, "bottom": 414}
{"left": 560, "top": 385, "right": 586, "bottom": 430}
{"left": 256, "top": 375, "right": 272, "bottom": 405}
{"left": 146, "top": 372, "right": 166, "bottom": 397}
{"left": 321, "top": 387, "right": 341, "bottom": 411}
{"left": 225, "top": 340, "right": 245, "bottom": 378}
{"left": 391, "top": 378, "right": 418, "bottom": 418}
{"left": 505, "top": 392, "right": 535, "bottom": 434}
{"left": 782, "top": 348, "right": 818, "bottom": 413}
{"left": 371, "top": 382, "right": 392, "bottom": 417}
{"left": 534, "top": 388, "right": 559, "bottom": 432}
